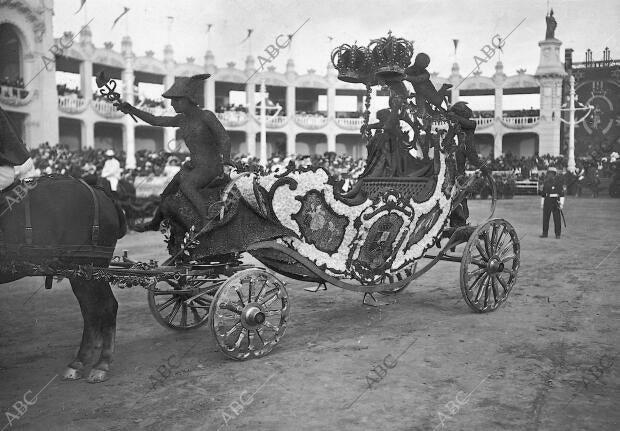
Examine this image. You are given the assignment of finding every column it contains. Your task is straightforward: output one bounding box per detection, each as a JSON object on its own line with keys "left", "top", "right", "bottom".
{"left": 80, "top": 60, "right": 93, "bottom": 100}
{"left": 246, "top": 81, "right": 256, "bottom": 116}
{"left": 81, "top": 120, "right": 94, "bottom": 149}
{"left": 206, "top": 79, "right": 216, "bottom": 111}
{"left": 286, "top": 85, "right": 296, "bottom": 118}
{"left": 287, "top": 132, "right": 296, "bottom": 155}
{"left": 164, "top": 128, "right": 176, "bottom": 151}
{"left": 327, "top": 85, "right": 336, "bottom": 120}
{"left": 494, "top": 132, "right": 502, "bottom": 158}
{"left": 327, "top": 133, "right": 336, "bottom": 153}
{"left": 124, "top": 121, "right": 136, "bottom": 168}
{"left": 494, "top": 87, "right": 502, "bottom": 120}
{"left": 247, "top": 129, "right": 256, "bottom": 157}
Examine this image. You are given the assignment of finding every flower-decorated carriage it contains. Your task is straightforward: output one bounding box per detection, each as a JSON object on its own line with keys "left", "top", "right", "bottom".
{"left": 135, "top": 33, "right": 521, "bottom": 360}
{"left": 2, "top": 34, "right": 520, "bottom": 365}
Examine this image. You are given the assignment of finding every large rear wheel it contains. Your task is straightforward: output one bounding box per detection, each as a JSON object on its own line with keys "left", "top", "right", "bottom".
{"left": 459, "top": 219, "right": 520, "bottom": 313}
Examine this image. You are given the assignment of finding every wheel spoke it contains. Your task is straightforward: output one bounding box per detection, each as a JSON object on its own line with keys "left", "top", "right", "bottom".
{"left": 502, "top": 267, "right": 516, "bottom": 277}
{"left": 500, "top": 253, "right": 516, "bottom": 263}
{"left": 156, "top": 297, "right": 177, "bottom": 312}
{"left": 491, "top": 276, "right": 499, "bottom": 304}
{"left": 191, "top": 307, "right": 201, "bottom": 324}
{"left": 224, "top": 321, "right": 242, "bottom": 337}
{"left": 483, "top": 228, "right": 491, "bottom": 257}
{"left": 490, "top": 224, "right": 498, "bottom": 253}
{"left": 467, "top": 271, "right": 486, "bottom": 292}
{"left": 483, "top": 276, "right": 490, "bottom": 308}
{"left": 474, "top": 274, "right": 488, "bottom": 301}
{"left": 471, "top": 258, "right": 487, "bottom": 268}
{"left": 235, "top": 288, "right": 246, "bottom": 307}
{"left": 468, "top": 267, "right": 486, "bottom": 279}
{"left": 255, "top": 328, "right": 265, "bottom": 345}
{"left": 495, "top": 274, "right": 509, "bottom": 293}
{"left": 180, "top": 303, "right": 188, "bottom": 327}
{"left": 166, "top": 300, "right": 182, "bottom": 323}
{"left": 476, "top": 241, "right": 489, "bottom": 261}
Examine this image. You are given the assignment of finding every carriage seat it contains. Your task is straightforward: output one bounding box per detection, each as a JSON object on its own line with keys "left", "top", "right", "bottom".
{"left": 360, "top": 176, "right": 437, "bottom": 202}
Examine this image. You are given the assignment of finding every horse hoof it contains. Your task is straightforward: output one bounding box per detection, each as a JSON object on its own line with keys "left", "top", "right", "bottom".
{"left": 63, "top": 367, "right": 83, "bottom": 380}
{"left": 87, "top": 368, "right": 108, "bottom": 383}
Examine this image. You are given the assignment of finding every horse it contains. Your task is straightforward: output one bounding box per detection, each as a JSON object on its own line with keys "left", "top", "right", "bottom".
{"left": 0, "top": 175, "right": 126, "bottom": 383}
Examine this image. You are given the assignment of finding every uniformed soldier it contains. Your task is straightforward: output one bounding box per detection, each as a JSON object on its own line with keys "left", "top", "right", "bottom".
{"left": 539, "top": 166, "right": 565, "bottom": 238}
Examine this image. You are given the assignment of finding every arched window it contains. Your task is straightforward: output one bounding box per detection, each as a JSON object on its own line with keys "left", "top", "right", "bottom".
{"left": 0, "top": 24, "right": 22, "bottom": 83}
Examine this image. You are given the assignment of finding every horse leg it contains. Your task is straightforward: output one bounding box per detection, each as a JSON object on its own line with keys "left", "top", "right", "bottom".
{"left": 87, "top": 281, "right": 118, "bottom": 383}
{"left": 64, "top": 278, "right": 103, "bottom": 380}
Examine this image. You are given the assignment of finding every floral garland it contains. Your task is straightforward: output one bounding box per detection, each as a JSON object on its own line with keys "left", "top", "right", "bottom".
{"left": 234, "top": 151, "right": 454, "bottom": 283}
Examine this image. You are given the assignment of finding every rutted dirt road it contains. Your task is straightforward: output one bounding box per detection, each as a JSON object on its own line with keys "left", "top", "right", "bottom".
{"left": 1, "top": 197, "right": 619, "bottom": 431}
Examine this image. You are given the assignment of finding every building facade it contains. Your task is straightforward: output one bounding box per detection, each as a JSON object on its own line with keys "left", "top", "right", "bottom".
{"left": 1, "top": 0, "right": 566, "bottom": 168}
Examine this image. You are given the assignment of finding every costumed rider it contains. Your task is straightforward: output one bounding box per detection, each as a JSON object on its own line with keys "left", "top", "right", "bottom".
{"left": 539, "top": 166, "right": 565, "bottom": 239}
{"left": 444, "top": 101, "right": 489, "bottom": 227}
{"left": 116, "top": 74, "right": 232, "bottom": 232}
{"left": 0, "top": 106, "right": 35, "bottom": 192}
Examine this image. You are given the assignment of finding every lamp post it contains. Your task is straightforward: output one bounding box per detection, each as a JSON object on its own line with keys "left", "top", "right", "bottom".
{"left": 260, "top": 81, "right": 267, "bottom": 166}
{"left": 560, "top": 74, "right": 594, "bottom": 173}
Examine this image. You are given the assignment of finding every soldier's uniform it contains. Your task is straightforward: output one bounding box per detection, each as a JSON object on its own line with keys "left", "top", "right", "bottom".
{"left": 540, "top": 167, "right": 564, "bottom": 238}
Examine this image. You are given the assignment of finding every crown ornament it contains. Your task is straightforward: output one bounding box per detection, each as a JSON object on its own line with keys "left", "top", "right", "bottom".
{"left": 368, "top": 31, "right": 414, "bottom": 81}
{"left": 331, "top": 43, "right": 372, "bottom": 84}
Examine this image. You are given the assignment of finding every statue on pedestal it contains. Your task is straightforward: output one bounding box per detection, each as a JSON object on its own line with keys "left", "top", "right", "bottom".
{"left": 545, "top": 9, "right": 557, "bottom": 40}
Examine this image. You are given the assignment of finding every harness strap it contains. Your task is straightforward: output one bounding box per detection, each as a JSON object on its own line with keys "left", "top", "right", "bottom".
{"left": 23, "top": 192, "right": 33, "bottom": 246}
{"left": 78, "top": 179, "right": 100, "bottom": 245}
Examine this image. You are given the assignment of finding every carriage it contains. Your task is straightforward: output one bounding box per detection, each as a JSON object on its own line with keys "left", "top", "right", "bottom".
{"left": 0, "top": 34, "right": 520, "bottom": 367}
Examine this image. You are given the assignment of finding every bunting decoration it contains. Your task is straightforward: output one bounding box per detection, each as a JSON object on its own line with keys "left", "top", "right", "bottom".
{"left": 111, "top": 7, "right": 130, "bottom": 29}
{"left": 75, "top": 0, "right": 87, "bottom": 15}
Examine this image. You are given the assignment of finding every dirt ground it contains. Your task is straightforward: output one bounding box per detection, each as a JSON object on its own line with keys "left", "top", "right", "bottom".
{"left": 1, "top": 196, "right": 619, "bottom": 431}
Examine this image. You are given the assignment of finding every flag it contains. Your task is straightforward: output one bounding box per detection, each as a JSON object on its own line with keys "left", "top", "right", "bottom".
{"left": 111, "top": 7, "right": 130, "bottom": 29}
{"left": 207, "top": 24, "right": 213, "bottom": 33}
{"left": 240, "top": 29, "right": 253, "bottom": 44}
{"left": 452, "top": 39, "right": 459, "bottom": 54}
{"left": 75, "top": 0, "right": 87, "bottom": 14}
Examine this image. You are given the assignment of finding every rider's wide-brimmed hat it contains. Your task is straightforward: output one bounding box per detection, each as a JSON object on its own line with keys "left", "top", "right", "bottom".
{"left": 105, "top": 149, "right": 115, "bottom": 157}
{"left": 162, "top": 74, "right": 211, "bottom": 105}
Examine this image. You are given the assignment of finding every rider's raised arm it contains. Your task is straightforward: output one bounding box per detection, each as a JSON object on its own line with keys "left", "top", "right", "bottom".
{"left": 203, "top": 110, "right": 231, "bottom": 162}
{"left": 120, "top": 103, "right": 181, "bottom": 127}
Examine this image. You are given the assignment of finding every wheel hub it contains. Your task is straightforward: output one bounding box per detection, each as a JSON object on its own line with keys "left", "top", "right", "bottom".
{"left": 487, "top": 257, "right": 504, "bottom": 274}
{"left": 240, "top": 303, "right": 266, "bottom": 329}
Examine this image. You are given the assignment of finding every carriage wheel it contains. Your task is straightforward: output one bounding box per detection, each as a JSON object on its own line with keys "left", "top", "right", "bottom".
{"left": 209, "top": 268, "right": 289, "bottom": 360}
{"left": 147, "top": 276, "right": 222, "bottom": 330}
{"left": 459, "top": 219, "right": 520, "bottom": 313}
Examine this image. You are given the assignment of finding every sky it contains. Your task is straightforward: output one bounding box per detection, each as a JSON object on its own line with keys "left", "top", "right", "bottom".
{"left": 51, "top": 0, "right": 620, "bottom": 109}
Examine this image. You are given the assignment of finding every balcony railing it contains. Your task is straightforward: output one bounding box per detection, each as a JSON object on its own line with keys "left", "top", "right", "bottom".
{"left": 92, "top": 99, "right": 123, "bottom": 119}
{"left": 216, "top": 111, "right": 249, "bottom": 127}
{"left": 474, "top": 117, "right": 495, "bottom": 128}
{"left": 252, "top": 114, "right": 288, "bottom": 128}
{"left": 58, "top": 95, "right": 88, "bottom": 114}
{"left": 294, "top": 114, "right": 328, "bottom": 129}
{"left": 138, "top": 105, "right": 174, "bottom": 116}
{"left": 0, "top": 85, "right": 32, "bottom": 106}
{"left": 335, "top": 117, "right": 364, "bottom": 130}
{"left": 501, "top": 116, "right": 540, "bottom": 129}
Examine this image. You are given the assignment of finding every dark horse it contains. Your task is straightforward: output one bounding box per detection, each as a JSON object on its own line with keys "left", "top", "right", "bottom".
{"left": 0, "top": 175, "right": 126, "bottom": 383}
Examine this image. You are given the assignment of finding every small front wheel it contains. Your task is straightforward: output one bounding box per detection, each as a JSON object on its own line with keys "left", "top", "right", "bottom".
{"left": 209, "top": 268, "right": 290, "bottom": 360}
{"left": 459, "top": 219, "right": 520, "bottom": 312}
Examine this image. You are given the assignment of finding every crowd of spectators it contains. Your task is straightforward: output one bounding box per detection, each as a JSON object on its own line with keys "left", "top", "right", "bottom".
{"left": 26, "top": 141, "right": 617, "bottom": 199}
{"left": 1, "top": 76, "right": 25, "bottom": 88}
{"left": 216, "top": 104, "right": 249, "bottom": 114}
{"left": 56, "top": 84, "right": 83, "bottom": 98}
{"left": 1, "top": 76, "right": 28, "bottom": 99}
{"left": 471, "top": 109, "right": 541, "bottom": 119}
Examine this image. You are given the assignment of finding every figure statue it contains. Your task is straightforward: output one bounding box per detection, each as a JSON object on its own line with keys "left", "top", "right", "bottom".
{"left": 545, "top": 9, "right": 557, "bottom": 40}
{"left": 443, "top": 101, "right": 488, "bottom": 227}
{"left": 404, "top": 53, "right": 452, "bottom": 114}
{"left": 117, "top": 74, "right": 232, "bottom": 232}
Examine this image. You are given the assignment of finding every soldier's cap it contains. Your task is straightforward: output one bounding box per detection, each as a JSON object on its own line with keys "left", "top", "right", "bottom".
{"left": 162, "top": 74, "right": 211, "bottom": 105}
